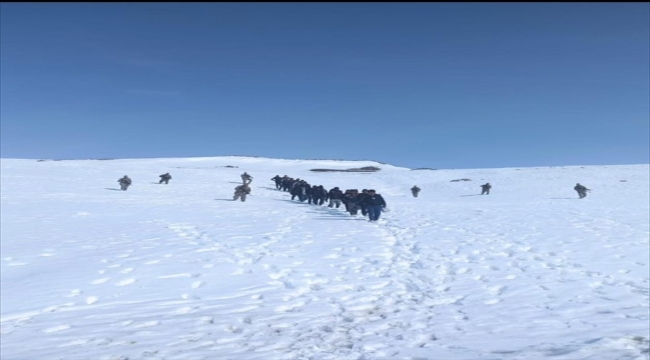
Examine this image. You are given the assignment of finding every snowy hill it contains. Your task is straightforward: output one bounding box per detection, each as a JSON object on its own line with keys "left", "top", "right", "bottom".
{"left": 1, "top": 157, "right": 649, "bottom": 360}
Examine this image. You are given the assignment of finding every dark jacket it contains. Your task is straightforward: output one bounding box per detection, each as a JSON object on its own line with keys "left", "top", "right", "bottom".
{"left": 361, "top": 194, "right": 386, "bottom": 207}
{"left": 357, "top": 193, "right": 371, "bottom": 208}
{"left": 328, "top": 188, "right": 343, "bottom": 199}
{"left": 312, "top": 186, "right": 327, "bottom": 198}
{"left": 235, "top": 185, "right": 251, "bottom": 194}
{"left": 574, "top": 184, "right": 588, "bottom": 192}
{"left": 290, "top": 183, "right": 302, "bottom": 195}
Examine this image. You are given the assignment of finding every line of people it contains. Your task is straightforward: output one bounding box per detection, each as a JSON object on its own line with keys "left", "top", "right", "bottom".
{"left": 118, "top": 172, "right": 591, "bottom": 201}
{"left": 270, "top": 175, "right": 388, "bottom": 221}
{"left": 414, "top": 182, "right": 588, "bottom": 198}
{"left": 411, "top": 183, "right": 490, "bottom": 196}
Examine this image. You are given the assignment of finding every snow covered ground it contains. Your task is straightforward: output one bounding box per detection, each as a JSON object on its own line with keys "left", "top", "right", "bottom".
{"left": 1, "top": 156, "right": 648, "bottom": 360}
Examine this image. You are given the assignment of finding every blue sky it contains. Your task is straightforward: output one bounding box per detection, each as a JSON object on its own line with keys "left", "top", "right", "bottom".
{"left": 1, "top": 3, "right": 648, "bottom": 169}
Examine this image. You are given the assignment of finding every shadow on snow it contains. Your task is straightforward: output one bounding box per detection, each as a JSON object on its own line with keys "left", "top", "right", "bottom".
{"left": 269, "top": 189, "right": 365, "bottom": 221}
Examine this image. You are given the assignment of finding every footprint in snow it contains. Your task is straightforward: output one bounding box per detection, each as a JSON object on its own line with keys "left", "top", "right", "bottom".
{"left": 191, "top": 281, "right": 205, "bottom": 289}
{"left": 67, "top": 289, "right": 82, "bottom": 297}
{"left": 85, "top": 296, "right": 99, "bottom": 305}
{"left": 158, "top": 273, "right": 194, "bottom": 279}
{"left": 115, "top": 278, "right": 136, "bottom": 286}
{"left": 133, "top": 321, "right": 160, "bottom": 328}
{"left": 486, "top": 285, "right": 507, "bottom": 295}
{"left": 42, "top": 324, "right": 72, "bottom": 333}
{"left": 58, "top": 338, "right": 92, "bottom": 347}
{"left": 172, "top": 307, "right": 196, "bottom": 315}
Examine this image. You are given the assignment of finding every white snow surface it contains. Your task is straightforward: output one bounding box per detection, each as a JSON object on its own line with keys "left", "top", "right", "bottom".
{"left": 1, "top": 156, "right": 649, "bottom": 360}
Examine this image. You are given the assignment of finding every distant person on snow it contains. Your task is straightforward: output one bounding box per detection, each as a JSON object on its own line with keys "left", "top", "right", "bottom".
{"left": 118, "top": 175, "right": 132, "bottom": 191}
{"left": 233, "top": 184, "right": 251, "bottom": 202}
{"left": 241, "top": 172, "right": 253, "bottom": 185}
{"left": 411, "top": 185, "right": 421, "bottom": 197}
{"left": 480, "top": 183, "right": 491, "bottom": 195}
{"left": 574, "top": 183, "right": 590, "bottom": 199}
{"left": 159, "top": 172, "right": 172, "bottom": 184}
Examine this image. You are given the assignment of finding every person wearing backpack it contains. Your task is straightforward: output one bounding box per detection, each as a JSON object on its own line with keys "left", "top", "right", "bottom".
{"left": 574, "top": 183, "right": 590, "bottom": 199}
{"left": 159, "top": 173, "right": 172, "bottom": 184}
{"left": 118, "top": 175, "right": 132, "bottom": 191}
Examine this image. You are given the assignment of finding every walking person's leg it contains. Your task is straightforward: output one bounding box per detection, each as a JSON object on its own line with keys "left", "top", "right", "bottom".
{"left": 367, "top": 206, "right": 377, "bottom": 221}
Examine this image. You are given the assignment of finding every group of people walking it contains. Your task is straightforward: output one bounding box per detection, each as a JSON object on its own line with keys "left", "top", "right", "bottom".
{"left": 117, "top": 173, "right": 172, "bottom": 191}
{"left": 412, "top": 183, "right": 491, "bottom": 197}
{"left": 413, "top": 182, "right": 588, "bottom": 198}
{"left": 270, "top": 175, "right": 388, "bottom": 221}
{"left": 117, "top": 172, "right": 591, "bottom": 203}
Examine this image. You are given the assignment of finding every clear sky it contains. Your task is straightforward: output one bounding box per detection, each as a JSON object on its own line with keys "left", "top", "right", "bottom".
{"left": 1, "top": 3, "right": 648, "bottom": 169}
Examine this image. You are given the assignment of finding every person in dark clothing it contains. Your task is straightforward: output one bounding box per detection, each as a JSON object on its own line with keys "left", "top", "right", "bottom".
{"left": 411, "top": 186, "right": 421, "bottom": 197}
{"left": 301, "top": 183, "right": 311, "bottom": 202}
{"left": 574, "top": 183, "right": 590, "bottom": 199}
{"left": 361, "top": 189, "right": 387, "bottom": 221}
{"left": 290, "top": 182, "right": 302, "bottom": 201}
{"left": 241, "top": 172, "right": 253, "bottom": 185}
{"left": 358, "top": 189, "right": 371, "bottom": 216}
{"left": 118, "top": 175, "right": 132, "bottom": 191}
{"left": 233, "top": 184, "right": 251, "bottom": 202}
{"left": 480, "top": 183, "right": 491, "bottom": 195}
{"left": 281, "top": 176, "right": 292, "bottom": 191}
{"left": 311, "top": 185, "right": 327, "bottom": 205}
{"left": 271, "top": 175, "right": 282, "bottom": 190}
{"left": 343, "top": 190, "right": 362, "bottom": 215}
{"left": 328, "top": 187, "right": 343, "bottom": 208}
{"left": 159, "top": 173, "right": 172, "bottom": 184}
